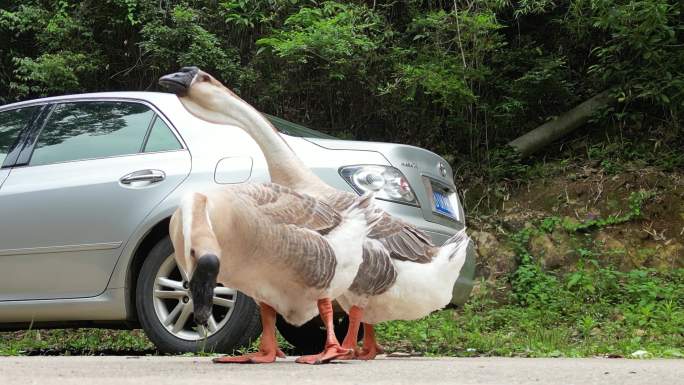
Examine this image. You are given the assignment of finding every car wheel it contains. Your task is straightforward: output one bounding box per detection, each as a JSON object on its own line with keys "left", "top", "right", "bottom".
{"left": 276, "top": 313, "right": 363, "bottom": 354}
{"left": 136, "top": 236, "right": 261, "bottom": 353}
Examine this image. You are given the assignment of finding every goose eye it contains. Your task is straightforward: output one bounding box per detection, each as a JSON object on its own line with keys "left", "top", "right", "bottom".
{"left": 190, "top": 248, "right": 196, "bottom": 257}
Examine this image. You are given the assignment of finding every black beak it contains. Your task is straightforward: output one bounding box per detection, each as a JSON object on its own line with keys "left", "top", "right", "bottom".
{"left": 188, "top": 253, "right": 220, "bottom": 326}
{"left": 159, "top": 66, "right": 199, "bottom": 96}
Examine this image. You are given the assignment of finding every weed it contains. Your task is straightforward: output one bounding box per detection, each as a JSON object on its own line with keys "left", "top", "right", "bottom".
{"left": 0, "top": 329, "right": 154, "bottom": 356}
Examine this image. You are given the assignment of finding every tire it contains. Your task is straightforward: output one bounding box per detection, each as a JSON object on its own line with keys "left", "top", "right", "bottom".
{"left": 136, "top": 236, "right": 261, "bottom": 354}
{"left": 276, "top": 312, "right": 363, "bottom": 355}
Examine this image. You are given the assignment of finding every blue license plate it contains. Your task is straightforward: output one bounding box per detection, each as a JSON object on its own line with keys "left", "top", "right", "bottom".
{"left": 433, "top": 190, "right": 456, "bottom": 219}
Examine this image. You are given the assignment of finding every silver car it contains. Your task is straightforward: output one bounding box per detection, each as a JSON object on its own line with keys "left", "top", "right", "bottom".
{"left": 0, "top": 92, "right": 475, "bottom": 353}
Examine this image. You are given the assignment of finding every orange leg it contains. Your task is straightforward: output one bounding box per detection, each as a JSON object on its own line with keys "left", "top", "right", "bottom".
{"left": 337, "top": 305, "right": 363, "bottom": 360}
{"left": 356, "top": 323, "right": 384, "bottom": 360}
{"left": 213, "top": 303, "right": 285, "bottom": 364}
{"left": 295, "top": 299, "right": 353, "bottom": 365}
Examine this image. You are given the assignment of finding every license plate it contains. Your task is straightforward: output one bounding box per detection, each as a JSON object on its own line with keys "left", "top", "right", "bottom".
{"left": 433, "top": 190, "right": 456, "bottom": 219}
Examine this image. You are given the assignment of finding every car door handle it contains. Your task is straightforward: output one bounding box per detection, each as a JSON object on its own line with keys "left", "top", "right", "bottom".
{"left": 120, "top": 169, "right": 166, "bottom": 185}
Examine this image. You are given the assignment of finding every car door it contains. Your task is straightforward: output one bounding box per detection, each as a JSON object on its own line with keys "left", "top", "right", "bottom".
{"left": 0, "top": 99, "right": 191, "bottom": 301}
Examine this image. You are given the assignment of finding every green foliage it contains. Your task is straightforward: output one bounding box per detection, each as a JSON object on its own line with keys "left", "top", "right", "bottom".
{"left": 570, "top": 0, "right": 684, "bottom": 108}
{"left": 376, "top": 267, "right": 683, "bottom": 357}
{"left": 506, "top": 190, "right": 654, "bottom": 309}
{"left": 256, "top": 1, "right": 383, "bottom": 81}
{"left": 486, "top": 146, "right": 529, "bottom": 180}
{"left": 587, "top": 140, "right": 684, "bottom": 173}
{"left": 139, "top": 4, "right": 242, "bottom": 84}
{"left": 519, "top": 190, "right": 653, "bottom": 238}
{"left": 1, "top": 0, "right": 680, "bottom": 159}
{"left": 11, "top": 53, "right": 100, "bottom": 97}
{"left": 0, "top": 329, "right": 154, "bottom": 356}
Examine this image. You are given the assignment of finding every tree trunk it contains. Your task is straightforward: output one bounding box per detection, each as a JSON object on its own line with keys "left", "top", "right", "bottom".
{"left": 508, "top": 91, "right": 615, "bottom": 158}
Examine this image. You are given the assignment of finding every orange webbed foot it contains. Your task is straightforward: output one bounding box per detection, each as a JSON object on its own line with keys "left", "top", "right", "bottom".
{"left": 335, "top": 350, "right": 357, "bottom": 360}
{"left": 213, "top": 348, "right": 284, "bottom": 364}
{"left": 356, "top": 343, "right": 383, "bottom": 360}
{"left": 295, "top": 344, "right": 353, "bottom": 365}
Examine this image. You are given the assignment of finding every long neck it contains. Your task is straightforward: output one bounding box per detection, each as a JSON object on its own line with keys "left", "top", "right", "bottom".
{"left": 217, "top": 94, "right": 333, "bottom": 193}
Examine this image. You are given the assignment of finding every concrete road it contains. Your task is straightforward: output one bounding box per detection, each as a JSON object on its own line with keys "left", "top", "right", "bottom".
{"left": 1, "top": 356, "right": 683, "bottom": 385}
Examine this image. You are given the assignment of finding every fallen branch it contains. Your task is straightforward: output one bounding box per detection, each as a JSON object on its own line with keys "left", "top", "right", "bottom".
{"left": 508, "top": 91, "right": 616, "bottom": 158}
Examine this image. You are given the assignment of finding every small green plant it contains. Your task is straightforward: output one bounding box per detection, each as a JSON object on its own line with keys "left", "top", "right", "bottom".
{"left": 0, "top": 329, "right": 154, "bottom": 356}
{"left": 487, "top": 146, "right": 530, "bottom": 181}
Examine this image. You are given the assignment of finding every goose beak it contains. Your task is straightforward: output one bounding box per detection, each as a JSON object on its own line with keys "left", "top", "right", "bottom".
{"left": 188, "top": 253, "right": 220, "bottom": 326}
{"left": 159, "top": 67, "right": 199, "bottom": 96}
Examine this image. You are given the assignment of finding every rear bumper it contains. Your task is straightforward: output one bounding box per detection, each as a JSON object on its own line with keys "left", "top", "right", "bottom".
{"left": 451, "top": 238, "right": 476, "bottom": 306}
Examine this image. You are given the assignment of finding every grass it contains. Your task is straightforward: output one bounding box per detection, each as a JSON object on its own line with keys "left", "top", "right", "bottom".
{"left": 0, "top": 329, "right": 154, "bottom": 356}
{"left": 376, "top": 266, "right": 684, "bottom": 358}
{"left": 0, "top": 325, "right": 293, "bottom": 357}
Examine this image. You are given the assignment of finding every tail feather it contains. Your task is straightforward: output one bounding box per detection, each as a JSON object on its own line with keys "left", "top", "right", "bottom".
{"left": 444, "top": 228, "right": 468, "bottom": 247}
{"left": 439, "top": 228, "right": 471, "bottom": 261}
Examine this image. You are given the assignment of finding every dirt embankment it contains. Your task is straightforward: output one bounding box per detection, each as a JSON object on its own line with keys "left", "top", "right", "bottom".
{"left": 467, "top": 166, "right": 684, "bottom": 281}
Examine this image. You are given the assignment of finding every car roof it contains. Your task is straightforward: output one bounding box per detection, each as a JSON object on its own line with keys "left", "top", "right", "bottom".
{"left": 0, "top": 91, "right": 178, "bottom": 111}
{"left": 1, "top": 91, "right": 341, "bottom": 141}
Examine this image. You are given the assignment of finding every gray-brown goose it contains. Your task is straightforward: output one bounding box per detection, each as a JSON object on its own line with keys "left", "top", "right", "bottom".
{"left": 170, "top": 183, "right": 375, "bottom": 363}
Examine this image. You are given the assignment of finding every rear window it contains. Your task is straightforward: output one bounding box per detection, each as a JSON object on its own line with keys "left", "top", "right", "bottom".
{"left": 144, "top": 116, "right": 182, "bottom": 153}
{"left": 265, "top": 114, "right": 338, "bottom": 139}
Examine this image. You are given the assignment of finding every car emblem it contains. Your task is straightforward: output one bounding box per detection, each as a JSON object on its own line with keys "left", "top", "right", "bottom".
{"left": 438, "top": 162, "right": 447, "bottom": 177}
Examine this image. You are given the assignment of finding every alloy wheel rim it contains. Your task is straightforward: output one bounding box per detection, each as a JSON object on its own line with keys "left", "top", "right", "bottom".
{"left": 152, "top": 253, "right": 237, "bottom": 341}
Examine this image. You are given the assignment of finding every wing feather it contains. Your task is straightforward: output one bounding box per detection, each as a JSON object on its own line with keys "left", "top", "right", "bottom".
{"left": 348, "top": 240, "right": 397, "bottom": 296}
{"left": 265, "top": 224, "right": 337, "bottom": 289}
{"left": 323, "top": 191, "right": 436, "bottom": 263}
{"left": 239, "top": 183, "right": 342, "bottom": 234}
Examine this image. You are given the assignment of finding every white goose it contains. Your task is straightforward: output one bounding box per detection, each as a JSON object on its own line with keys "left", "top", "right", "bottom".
{"left": 160, "top": 67, "right": 472, "bottom": 360}
{"left": 170, "top": 183, "right": 376, "bottom": 364}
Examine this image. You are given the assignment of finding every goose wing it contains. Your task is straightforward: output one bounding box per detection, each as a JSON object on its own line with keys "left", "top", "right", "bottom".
{"left": 369, "top": 210, "right": 436, "bottom": 263}
{"left": 258, "top": 223, "right": 338, "bottom": 290}
{"left": 240, "top": 183, "right": 342, "bottom": 234}
{"left": 324, "top": 191, "right": 436, "bottom": 264}
{"left": 348, "top": 240, "right": 397, "bottom": 296}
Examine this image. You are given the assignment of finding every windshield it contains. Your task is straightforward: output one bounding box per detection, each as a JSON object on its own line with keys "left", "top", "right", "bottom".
{"left": 265, "top": 114, "right": 338, "bottom": 139}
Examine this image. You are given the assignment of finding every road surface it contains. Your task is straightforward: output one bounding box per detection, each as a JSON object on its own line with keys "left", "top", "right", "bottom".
{"left": 1, "top": 356, "right": 682, "bottom": 385}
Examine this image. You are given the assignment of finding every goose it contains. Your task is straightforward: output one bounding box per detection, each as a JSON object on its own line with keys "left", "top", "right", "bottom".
{"left": 170, "top": 182, "right": 377, "bottom": 364}
{"left": 160, "top": 67, "right": 472, "bottom": 360}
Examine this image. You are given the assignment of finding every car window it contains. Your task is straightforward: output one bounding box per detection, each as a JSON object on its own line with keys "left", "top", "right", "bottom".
{"left": 30, "top": 101, "right": 154, "bottom": 166}
{"left": 265, "top": 114, "right": 338, "bottom": 139}
{"left": 144, "top": 116, "right": 182, "bottom": 153}
{"left": 0, "top": 106, "right": 39, "bottom": 165}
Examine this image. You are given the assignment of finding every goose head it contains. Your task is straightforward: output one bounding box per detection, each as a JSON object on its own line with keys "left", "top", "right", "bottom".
{"left": 176, "top": 192, "right": 222, "bottom": 327}
{"left": 187, "top": 238, "right": 221, "bottom": 327}
{"left": 159, "top": 67, "right": 252, "bottom": 128}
